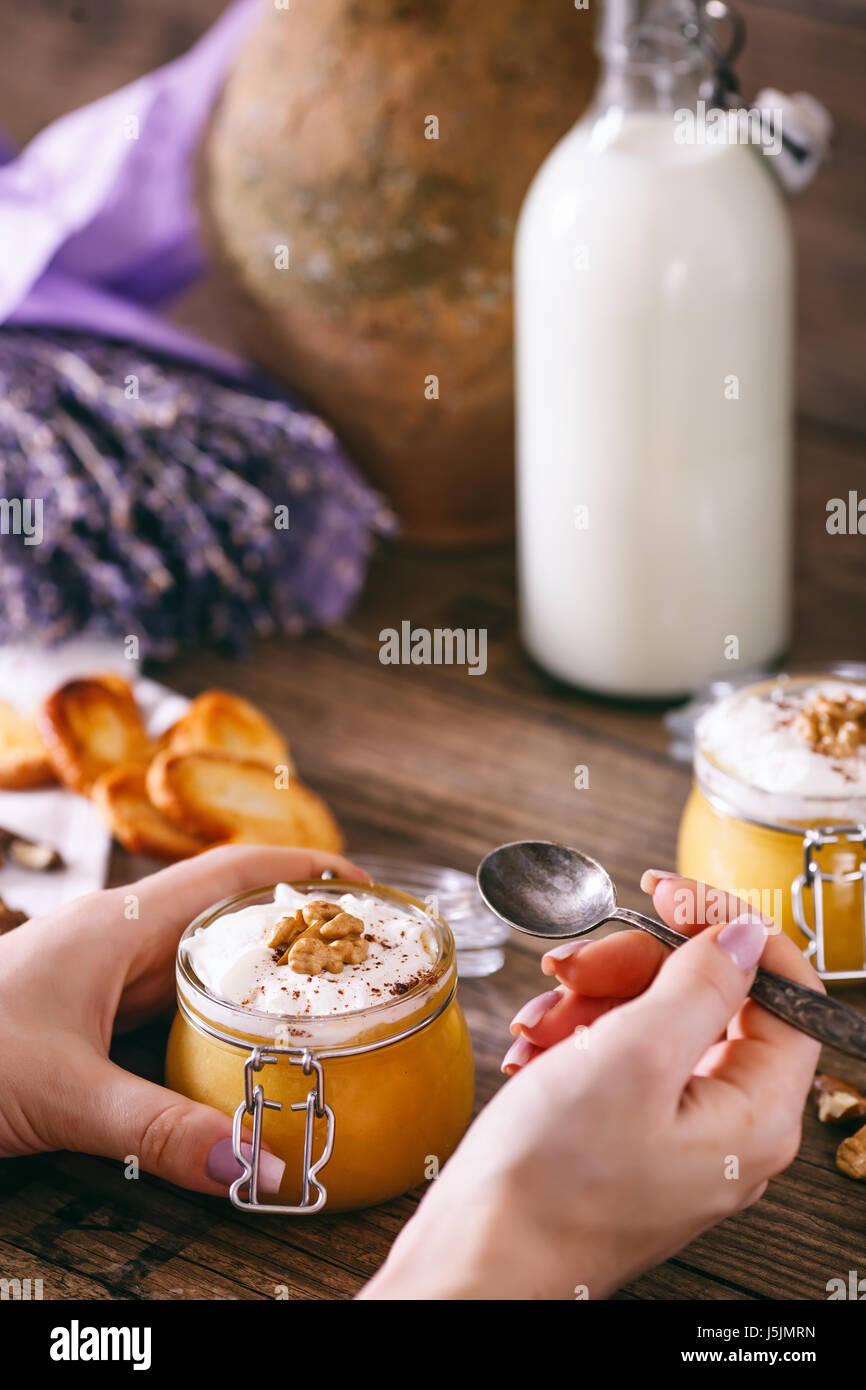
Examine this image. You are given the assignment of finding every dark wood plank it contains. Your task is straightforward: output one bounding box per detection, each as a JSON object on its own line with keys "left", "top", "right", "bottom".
{"left": 0, "top": 1235, "right": 117, "bottom": 1301}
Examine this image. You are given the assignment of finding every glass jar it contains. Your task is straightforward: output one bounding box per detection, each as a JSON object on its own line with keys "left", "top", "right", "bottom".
{"left": 678, "top": 676, "right": 866, "bottom": 982}
{"left": 166, "top": 879, "right": 475, "bottom": 1213}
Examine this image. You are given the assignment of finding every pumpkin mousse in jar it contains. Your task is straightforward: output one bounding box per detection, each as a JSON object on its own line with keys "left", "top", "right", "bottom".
{"left": 166, "top": 879, "right": 474, "bottom": 1213}
{"left": 678, "top": 672, "right": 866, "bottom": 982}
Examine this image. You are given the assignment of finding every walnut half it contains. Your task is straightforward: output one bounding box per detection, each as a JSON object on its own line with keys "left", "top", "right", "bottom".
{"left": 794, "top": 693, "right": 866, "bottom": 759}
{"left": 269, "top": 899, "right": 368, "bottom": 976}
{"left": 264, "top": 913, "right": 306, "bottom": 952}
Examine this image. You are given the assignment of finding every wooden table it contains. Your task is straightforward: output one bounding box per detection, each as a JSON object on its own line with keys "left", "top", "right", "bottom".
{"left": 1, "top": 420, "right": 865, "bottom": 1301}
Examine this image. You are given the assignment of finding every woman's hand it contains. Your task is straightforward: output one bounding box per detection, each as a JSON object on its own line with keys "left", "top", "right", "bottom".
{"left": 0, "top": 845, "right": 366, "bottom": 1195}
{"left": 361, "top": 873, "right": 823, "bottom": 1301}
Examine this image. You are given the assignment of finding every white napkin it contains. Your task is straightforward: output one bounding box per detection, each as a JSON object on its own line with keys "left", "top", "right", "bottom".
{"left": 0, "top": 639, "right": 188, "bottom": 918}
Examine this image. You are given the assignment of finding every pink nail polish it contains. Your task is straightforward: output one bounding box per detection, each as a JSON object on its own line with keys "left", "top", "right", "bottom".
{"left": 207, "top": 1137, "right": 286, "bottom": 1194}
{"left": 716, "top": 914, "right": 767, "bottom": 972}
{"left": 501, "top": 1035, "right": 537, "bottom": 1075}
{"left": 541, "top": 939, "right": 591, "bottom": 974}
{"left": 639, "top": 868, "right": 678, "bottom": 894}
{"left": 510, "top": 988, "right": 561, "bottom": 1034}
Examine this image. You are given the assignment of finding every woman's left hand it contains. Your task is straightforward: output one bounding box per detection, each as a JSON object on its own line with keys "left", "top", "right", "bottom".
{"left": 0, "top": 844, "right": 367, "bottom": 1194}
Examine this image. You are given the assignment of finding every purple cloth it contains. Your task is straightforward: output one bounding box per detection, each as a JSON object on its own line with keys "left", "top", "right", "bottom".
{"left": 0, "top": 2, "right": 395, "bottom": 658}
{"left": 0, "top": 0, "right": 259, "bottom": 374}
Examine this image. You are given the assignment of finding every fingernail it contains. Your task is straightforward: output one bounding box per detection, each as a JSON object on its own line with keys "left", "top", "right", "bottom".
{"left": 640, "top": 869, "right": 678, "bottom": 894}
{"left": 501, "top": 1035, "right": 537, "bottom": 1076}
{"left": 541, "top": 940, "right": 592, "bottom": 974}
{"left": 716, "top": 913, "right": 767, "bottom": 972}
{"left": 207, "top": 1137, "right": 286, "bottom": 1194}
{"left": 510, "top": 988, "right": 561, "bottom": 1035}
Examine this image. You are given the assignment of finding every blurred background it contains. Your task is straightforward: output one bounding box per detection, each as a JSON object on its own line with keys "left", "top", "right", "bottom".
{"left": 1, "top": 0, "right": 863, "bottom": 437}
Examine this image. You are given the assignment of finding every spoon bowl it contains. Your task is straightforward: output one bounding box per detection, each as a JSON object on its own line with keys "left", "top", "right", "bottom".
{"left": 477, "top": 840, "right": 616, "bottom": 938}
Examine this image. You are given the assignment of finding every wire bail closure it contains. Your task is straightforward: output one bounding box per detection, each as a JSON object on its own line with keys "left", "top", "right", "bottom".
{"left": 690, "top": 0, "right": 830, "bottom": 186}
{"left": 691, "top": 0, "right": 747, "bottom": 110}
{"left": 230, "top": 1046, "right": 336, "bottom": 1215}
{"left": 700, "top": 784, "right": 866, "bottom": 984}
{"left": 178, "top": 977, "right": 455, "bottom": 1215}
{"left": 792, "top": 827, "right": 866, "bottom": 984}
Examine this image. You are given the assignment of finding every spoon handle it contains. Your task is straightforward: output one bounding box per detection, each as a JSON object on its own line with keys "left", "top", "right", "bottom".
{"left": 615, "top": 908, "right": 689, "bottom": 951}
{"left": 614, "top": 908, "right": 866, "bottom": 1062}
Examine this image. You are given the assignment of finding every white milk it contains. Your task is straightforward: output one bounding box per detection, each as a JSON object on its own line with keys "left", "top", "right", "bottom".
{"left": 516, "top": 109, "right": 794, "bottom": 698}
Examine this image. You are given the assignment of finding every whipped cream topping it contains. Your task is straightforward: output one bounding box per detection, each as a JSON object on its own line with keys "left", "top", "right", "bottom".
{"left": 183, "top": 884, "right": 438, "bottom": 1017}
{"left": 697, "top": 678, "right": 866, "bottom": 814}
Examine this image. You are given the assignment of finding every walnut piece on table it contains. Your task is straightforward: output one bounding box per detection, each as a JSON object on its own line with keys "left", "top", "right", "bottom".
{"left": 0, "top": 826, "right": 64, "bottom": 871}
{"left": 0, "top": 895, "right": 28, "bottom": 934}
{"left": 837, "top": 1126, "right": 866, "bottom": 1181}
{"left": 813, "top": 1073, "right": 866, "bottom": 1124}
{"left": 812, "top": 1072, "right": 866, "bottom": 1182}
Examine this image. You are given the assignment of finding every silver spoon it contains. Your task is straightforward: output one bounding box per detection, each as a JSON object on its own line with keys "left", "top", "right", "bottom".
{"left": 477, "top": 840, "right": 866, "bottom": 1063}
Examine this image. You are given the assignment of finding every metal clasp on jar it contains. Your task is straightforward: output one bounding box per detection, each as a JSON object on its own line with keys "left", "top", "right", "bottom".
{"left": 229, "top": 1046, "right": 335, "bottom": 1215}
{"left": 792, "top": 826, "right": 866, "bottom": 982}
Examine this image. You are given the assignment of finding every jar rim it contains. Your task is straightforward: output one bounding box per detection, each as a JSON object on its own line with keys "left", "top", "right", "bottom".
{"left": 176, "top": 879, "right": 456, "bottom": 1040}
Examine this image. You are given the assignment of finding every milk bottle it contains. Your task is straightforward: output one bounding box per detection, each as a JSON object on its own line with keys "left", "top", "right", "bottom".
{"left": 516, "top": 0, "right": 815, "bottom": 698}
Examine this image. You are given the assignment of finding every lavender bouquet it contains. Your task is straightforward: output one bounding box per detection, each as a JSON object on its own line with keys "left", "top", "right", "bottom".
{"left": 0, "top": 328, "right": 392, "bottom": 658}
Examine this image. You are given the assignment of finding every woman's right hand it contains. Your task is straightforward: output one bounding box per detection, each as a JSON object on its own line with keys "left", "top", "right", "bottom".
{"left": 362, "top": 873, "right": 822, "bottom": 1300}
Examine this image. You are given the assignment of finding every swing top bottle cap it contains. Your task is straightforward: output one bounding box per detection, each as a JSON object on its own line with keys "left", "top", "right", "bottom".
{"left": 597, "top": 0, "right": 703, "bottom": 61}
